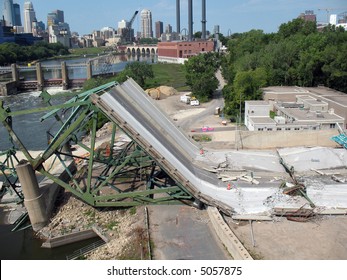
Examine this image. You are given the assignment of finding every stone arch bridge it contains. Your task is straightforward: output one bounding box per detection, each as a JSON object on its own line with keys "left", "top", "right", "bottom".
{"left": 125, "top": 45, "right": 158, "bottom": 56}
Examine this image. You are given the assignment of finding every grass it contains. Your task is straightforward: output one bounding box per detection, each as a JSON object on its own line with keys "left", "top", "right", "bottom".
{"left": 129, "top": 207, "right": 137, "bottom": 215}
{"left": 192, "top": 134, "right": 212, "bottom": 142}
{"left": 145, "top": 63, "right": 190, "bottom": 91}
{"left": 106, "top": 221, "right": 119, "bottom": 231}
{"left": 69, "top": 47, "right": 109, "bottom": 56}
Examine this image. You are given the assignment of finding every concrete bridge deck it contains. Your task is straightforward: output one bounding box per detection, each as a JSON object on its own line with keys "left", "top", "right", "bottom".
{"left": 92, "top": 78, "right": 347, "bottom": 215}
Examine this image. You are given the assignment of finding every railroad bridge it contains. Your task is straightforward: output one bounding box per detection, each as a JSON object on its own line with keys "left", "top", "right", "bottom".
{"left": 125, "top": 45, "right": 158, "bottom": 56}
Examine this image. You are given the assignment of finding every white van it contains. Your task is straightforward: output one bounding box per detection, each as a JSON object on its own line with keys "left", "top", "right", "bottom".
{"left": 180, "top": 95, "right": 191, "bottom": 104}
{"left": 190, "top": 100, "right": 200, "bottom": 106}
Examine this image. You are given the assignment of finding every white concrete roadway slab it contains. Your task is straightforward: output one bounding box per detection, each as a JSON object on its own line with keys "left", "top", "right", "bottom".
{"left": 96, "top": 79, "right": 347, "bottom": 215}
{"left": 307, "top": 184, "right": 347, "bottom": 208}
{"left": 278, "top": 147, "right": 347, "bottom": 172}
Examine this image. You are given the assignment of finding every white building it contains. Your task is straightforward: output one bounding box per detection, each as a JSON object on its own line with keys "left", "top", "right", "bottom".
{"left": 141, "top": 9, "right": 153, "bottom": 38}
{"left": 245, "top": 96, "right": 345, "bottom": 132}
{"left": 244, "top": 101, "right": 276, "bottom": 131}
{"left": 48, "top": 23, "right": 71, "bottom": 47}
{"left": 330, "top": 14, "right": 338, "bottom": 25}
{"left": 23, "top": 1, "right": 36, "bottom": 33}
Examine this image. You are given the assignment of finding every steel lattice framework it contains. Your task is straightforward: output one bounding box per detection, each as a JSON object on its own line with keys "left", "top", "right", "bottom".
{"left": 0, "top": 82, "right": 193, "bottom": 209}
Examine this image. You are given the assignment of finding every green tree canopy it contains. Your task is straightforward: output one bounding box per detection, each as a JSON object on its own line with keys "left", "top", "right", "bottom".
{"left": 221, "top": 18, "right": 347, "bottom": 118}
{"left": 184, "top": 52, "right": 221, "bottom": 102}
{"left": 116, "top": 61, "right": 154, "bottom": 87}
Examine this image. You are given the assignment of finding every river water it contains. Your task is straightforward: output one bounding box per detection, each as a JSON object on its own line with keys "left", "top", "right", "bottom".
{"left": 0, "top": 53, "right": 156, "bottom": 150}
{"left": 0, "top": 53, "right": 156, "bottom": 260}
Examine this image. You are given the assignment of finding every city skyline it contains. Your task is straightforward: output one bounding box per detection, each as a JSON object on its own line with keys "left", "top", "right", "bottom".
{"left": 1, "top": 0, "right": 347, "bottom": 36}
{"left": 19, "top": 0, "right": 347, "bottom": 36}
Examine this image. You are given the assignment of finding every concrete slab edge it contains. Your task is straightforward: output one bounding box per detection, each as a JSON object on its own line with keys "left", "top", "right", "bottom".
{"left": 207, "top": 206, "right": 253, "bottom": 260}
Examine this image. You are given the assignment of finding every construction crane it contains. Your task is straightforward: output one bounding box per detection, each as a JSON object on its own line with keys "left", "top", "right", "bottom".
{"left": 123, "top": 11, "right": 138, "bottom": 44}
{"left": 318, "top": 8, "right": 347, "bottom": 23}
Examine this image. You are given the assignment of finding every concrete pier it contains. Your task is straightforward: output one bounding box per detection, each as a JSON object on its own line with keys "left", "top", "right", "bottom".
{"left": 86, "top": 61, "right": 93, "bottom": 80}
{"left": 11, "top": 64, "right": 19, "bottom": 83}
{"left": 61, "top": 62, "right": 69, "bottom": 90}
{"left": 36, "top": 62, "right": 44, "bottom": 91}
{"left": 16, "top": 161, "right": 48, "bottom": 231}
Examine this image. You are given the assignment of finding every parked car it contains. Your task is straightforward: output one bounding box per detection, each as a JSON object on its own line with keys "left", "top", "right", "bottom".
{"left": 201, "top": 126, "right": 214, "bottom": 132}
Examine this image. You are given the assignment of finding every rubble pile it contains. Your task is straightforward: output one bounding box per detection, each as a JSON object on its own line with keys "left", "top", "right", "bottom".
{"left": 39, "top": 194, "right": 145, "bottom": 259}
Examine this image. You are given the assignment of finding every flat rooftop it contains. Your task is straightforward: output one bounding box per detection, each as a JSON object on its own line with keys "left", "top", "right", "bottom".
{"left": 263, "top": 86, "right": 347, "bottom": 107}
{"left": 262, "top": 86, "right": 310, "bottom": 94}
{"left": 246, "top": 101, "right": 269, "bottom": 106}
{"left": 250, "top": 117, "right": 276, "bottom": 124}
{"left": 280, "top": 107, "right": 344, "bottom": 122}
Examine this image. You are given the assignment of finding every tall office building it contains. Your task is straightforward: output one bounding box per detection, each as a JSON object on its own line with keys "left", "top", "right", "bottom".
{"left": 13, "top": 3, "right": 22, "bottom": 26}
{"left": 141, "top": 9, "right": 153, "bottom": 38}
{"left": 2, "top": 0, "right": 15, "bottom": 26}
{"left": 155, "top": 21, "right": 163, "bottom": 38}
{"left": 23, "top": 1, "right": 36, "bottom": 33}
{"left": 165, "top": 24, "right": 172, "bottom": 34}
{"left": 47, "top": 9, "right": 64, "bottom": 26}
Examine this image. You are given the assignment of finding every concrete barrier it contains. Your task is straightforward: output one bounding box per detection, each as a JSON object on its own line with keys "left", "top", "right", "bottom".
{"left": 207, "top": 206, "right": 253, "bottom": 260}
{"left": 41, "top": 229, "right": 98, "bottom": 248}
{"left": 236, "top": 129, "right": 338, "bottom": 149}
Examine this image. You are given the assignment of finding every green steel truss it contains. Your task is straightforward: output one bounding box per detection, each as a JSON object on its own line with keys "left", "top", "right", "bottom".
{"left": 0, "top": 82, "right": 193, "bottom": 208}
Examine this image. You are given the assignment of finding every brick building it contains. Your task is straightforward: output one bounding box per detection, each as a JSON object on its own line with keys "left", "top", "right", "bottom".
{"left": 158, "top": 40, "right": 214, "bottom": 63}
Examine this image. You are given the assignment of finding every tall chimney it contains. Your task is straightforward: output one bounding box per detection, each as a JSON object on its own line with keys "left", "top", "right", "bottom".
{"left": 176, "top": 0, "right": 180, "bottom": 34}
{"left": 188, "top": 0, "right": 193, "bottom": 41}
{"left": 201, "top": 0, "right": 207, "bottom": 40}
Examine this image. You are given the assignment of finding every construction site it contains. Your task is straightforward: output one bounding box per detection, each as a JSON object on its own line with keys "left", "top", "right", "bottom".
{"left": 1, "top": 73, "right": 347, "bottom": 260}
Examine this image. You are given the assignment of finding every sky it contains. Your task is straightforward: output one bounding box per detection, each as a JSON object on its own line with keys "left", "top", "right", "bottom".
{"left": 16, "top": 0, "right": 347, "bottom": 35}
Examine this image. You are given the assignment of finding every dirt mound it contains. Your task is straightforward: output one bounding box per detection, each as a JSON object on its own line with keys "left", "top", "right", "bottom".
{"left": 146, "top": 86, "right": 178, "bottom": 100}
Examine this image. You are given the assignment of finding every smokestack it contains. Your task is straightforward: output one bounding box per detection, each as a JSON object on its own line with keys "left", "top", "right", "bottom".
{"left": 188, "top": 0, "right": 193, "bottom": 41}
{"left": 176, "top": 0, "right": 180, "bottom": 34}
{"left": 201, "top": 0, "right": 207, "bottom": 40}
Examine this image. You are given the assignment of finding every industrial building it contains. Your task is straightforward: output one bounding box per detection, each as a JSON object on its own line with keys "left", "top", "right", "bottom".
{"left": 157, "top": 40, "right": 214, "bottom": 63}
{"left": 245, "top": 86, "right": 347, "bottom": 131}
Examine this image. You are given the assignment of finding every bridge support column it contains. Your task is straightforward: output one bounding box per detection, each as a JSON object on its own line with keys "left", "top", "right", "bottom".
{"left": 86, "top": 61, "right": 93, "bottom": 80}
{"left": 61, "top": 62, "right": 69, "bottom": 90}
{"left": 11, "top": 64, "right": 19, "bottom": 83}
{"left": 36, "top": 62, "right": 44, "bottom": 91}
{"left": 16, "top": 161, "right": 48, "bottom": 232}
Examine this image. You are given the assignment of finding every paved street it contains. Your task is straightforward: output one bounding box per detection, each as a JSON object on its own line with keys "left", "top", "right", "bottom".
{"left": 148, "top": 205, "right": 231, "bottom": 260}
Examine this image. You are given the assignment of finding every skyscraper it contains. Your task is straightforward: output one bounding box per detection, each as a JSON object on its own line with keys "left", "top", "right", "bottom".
{"left": 47, "top": 10, "right": 64, "bottom": 26}
{"left": 2, "top": 0, "right": 15, "bottom": 26}
{"left": 155, "top": 21, "right": 163, "bottom": 38}
{"left": 13, "top": 3, "right": 22, "bottom": 26}
{"left": 23, "top": 1, "right": 36, "bottom": 33}
{"left": 141, "top": 9, "right": 153, "bottom": 38}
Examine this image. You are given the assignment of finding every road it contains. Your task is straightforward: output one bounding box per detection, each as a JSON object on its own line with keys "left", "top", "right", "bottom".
{"left": 149, "top": 205, "right": 231, "bottom": 260}
{"left": 178, "top": 69, "right": 225, "bottom": 132}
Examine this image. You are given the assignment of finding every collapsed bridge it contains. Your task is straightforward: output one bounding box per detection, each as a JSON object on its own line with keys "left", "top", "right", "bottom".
{"left": 2, "top": 78, "right": 347, "bottom": 229}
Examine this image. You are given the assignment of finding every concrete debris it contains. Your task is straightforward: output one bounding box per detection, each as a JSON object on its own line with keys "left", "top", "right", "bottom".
{"left": 278, "top": 147, "right": 347, "bottom": 173}
{"left": 232, "top": 215, "right": 273, "bottom": 221}
{"left": 313, "top": 207, "right": 347, "bottom": 215}
{"left": 332, "top": 175, "right": 346, "bottom": 183}
{"left": 307, "top": 184, "right": 347, "bottom": 209}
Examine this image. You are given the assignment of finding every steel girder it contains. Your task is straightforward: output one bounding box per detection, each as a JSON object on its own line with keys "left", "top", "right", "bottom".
{"left": 0, "top": 82, "right": 193, "bottom": 209}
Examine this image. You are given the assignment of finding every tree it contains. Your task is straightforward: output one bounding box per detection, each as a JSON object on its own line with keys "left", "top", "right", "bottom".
{"left": 116, "top": 62, "right": 154, "bottom": 87}
{"left": 277, "top": 18, "right": 316, "bottom": 39}
{"left": 184, "top": 53, "right": 221, "bottom": 102}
